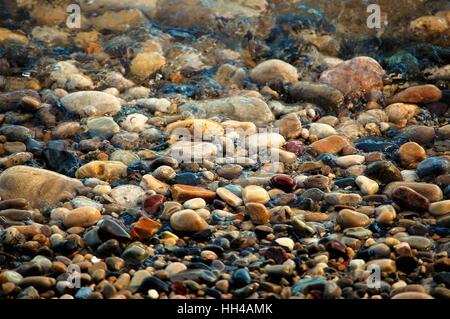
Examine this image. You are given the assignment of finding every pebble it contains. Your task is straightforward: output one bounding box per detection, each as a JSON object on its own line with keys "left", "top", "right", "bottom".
{"left": 337, "top": 209, "right": 371, "bottom": 229}
{"left": 76, "top": 161, "right": 127, "bottom": 183}
{"left": 270, "top": 175, "right": 296, "bottom": 193}
{"left": 231, "top": 269, "right": 252, "bottom": 288}
{"left": 140, "top": 175, "right": 170, "bottom": 195}
{"left": 272, "top": 236, "right": 298, "bottom": 252}
{"left": 152, "top": 166, "right": 176, "bottom": 182}
{"left": 242, "top": 185, "right": 270, "bottom": 204}
{"left": 355, "top": 176, "right": 379, "bottom": 195}
{"left": 335, "top": 155, "right": 365, "bottom": 168}
{"left": 399, "top": 236, "right": 432, "bottom": 250}
{"left": 388, "top": 84, "right": 442, "bottom": 104}
{"left": 86, "top": 117, "right": 120, "bottom": 138}
{"left": 249, "top": 59, "right": 298, "bottom": 86}
{"left": 121, "top": 242, "right": 149, "bottom": 266}
{"left": 385, "top": 103, "right": 418, "bottom": 127}
{"left": 398, "top": 142, "right": 426, "bottom": 168}
{"left": 245, "top": 202, "right": 270, "bottom": 225}
{"left": 170, "top": 209, "right": 209, "bottom": 232}
{"left": 325, "top": 193, "right": 362, "bottom": 206}
{"left": 429, "top": 200, "right": 450, "bottom": 216}
{"left": 130, "top": 217, "right": 161, "bottom": 240}
{"left": 216, "top": 164, "right": 243, "bottom": 180}
{"left": 308, "top": 123, "right": 337, "bottom": 139}
{"left": 183, "top": 198, "right": 206, "bottom": 210}
{"left": 309, "top": 135, "right": 350, "bottom": 155}
{"left": 416, "top": 157, "right": 449, "bottom": 179}
{"left": 366, "top": 259, "right": 397, "bottom": 273}
{"left": 61, "top": 91, "right": 121, "bottom": 117}
{"left": 375, "top": 205, "right": 397, "bottom": 225}
{"left": 365, "top": 161, "right": 403, "bottom": 184}
{"left": 392, "top": 186, "right": 430, "bottom": 211}
{"left": 383, "top": 182, "right": 443, "bottom": 202}
{"left": 172, "top": 184, "right": 216, "bottom": 203}
{"left": 110, "top": 185, "right": 145, "bottom": 208}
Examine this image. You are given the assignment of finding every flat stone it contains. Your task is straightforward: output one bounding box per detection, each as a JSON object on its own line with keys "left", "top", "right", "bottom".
{"left": 288, "top": 81, "right": 344, "bottom": 111}
{"left": 61, "top": 91, "right": 122, "bottom": 117}
{"left": 274, "top": 237, "right": 295, "bottom": 251}
{"left": 86, "top": 117, "right": 120, "bottom": 139}
{"left": 365, "top": 161, "right": 402, "bottom": 184}
{"left": 308, "top": 123, "right": 337, "bottom": 139}
{"left": 416, "top": 157, "right": 449, "bottom": 179}
{"left": 171, "top": 185, "right": 216, "bottom": 203}
{"left": 130, "top": 52, "right": 165, "bottom": 80}
{"left": 183, "top": 198, "right": 206, "bottom": 210}
{"left": 385, "top": 103, "right": 418, "bottom": 127}
{"left": 392, "top": 292, "right": 433, "bottom": 299}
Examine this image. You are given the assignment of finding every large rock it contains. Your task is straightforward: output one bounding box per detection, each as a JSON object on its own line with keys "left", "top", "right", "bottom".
{"left": 319, "top": 56, "right": 385, "bottom": 99}
{"left": 0, "top": 166, "right": 83, "bottom": 209}
{"left": 90, "top": 9, "right": 148, "bottom": 32}
{"left": 61, "top": 91, "right": 122, "bottom": 117}
{"left": 199, "top": 97, "right": 274, "bottom": 127}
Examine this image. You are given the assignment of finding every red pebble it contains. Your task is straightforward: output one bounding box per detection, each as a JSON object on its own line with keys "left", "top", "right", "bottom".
{"left": 284, "top": 140, "right": 305, "bottom": 156}
{"left": 270, "top": 175, "right": 296, "bottom": 193}
{"left": 143, "top": 194, "right": 166, "bottom": 214}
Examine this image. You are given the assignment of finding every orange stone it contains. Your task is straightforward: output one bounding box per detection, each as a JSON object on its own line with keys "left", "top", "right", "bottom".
{"left": 308, "top": 135, "right": 351, "bottom": 155}
{"left": 130, "top": 216, "right": 162, "bottom": 240}
{"left": 171, "top": 184, "right": 216, "bottom": 203}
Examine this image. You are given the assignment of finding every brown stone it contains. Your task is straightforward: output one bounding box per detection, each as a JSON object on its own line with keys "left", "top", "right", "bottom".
{"left": 388, "top": 84, "right": 442, "bottom": 104}
{"left": 308, "top": 135, "right": 351, "bottom": 155}
{"left": 245, "top": 202, "right": 270, "bottom": 225}
{"left": 398, "top": 142, "right": 426, "bottom": 168}
{"left": 171, "top": 184, "right": 216, "bottom": 203}
{"left": 130, "top": 216, "right": 162, "bottom": 240}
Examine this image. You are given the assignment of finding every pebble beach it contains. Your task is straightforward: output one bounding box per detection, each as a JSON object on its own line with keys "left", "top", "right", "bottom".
{"left": 0, "top": 0, "right": 449, "bottom": 300}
